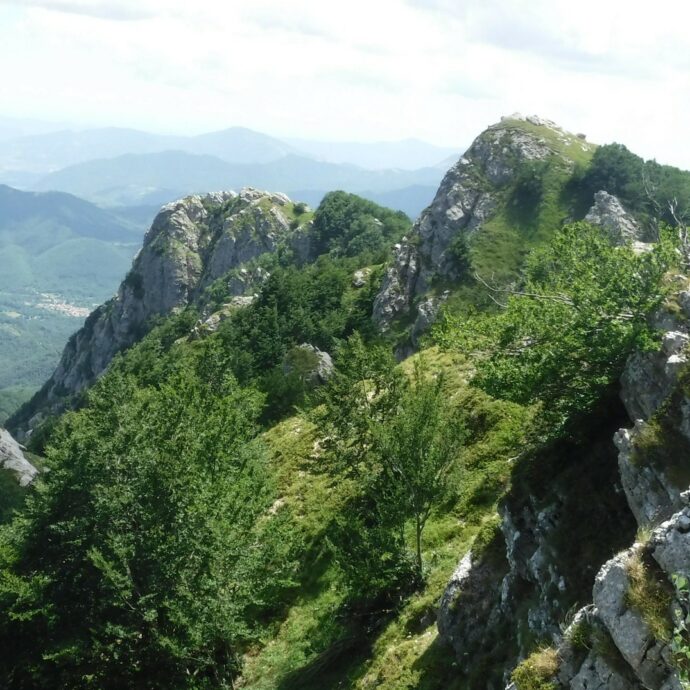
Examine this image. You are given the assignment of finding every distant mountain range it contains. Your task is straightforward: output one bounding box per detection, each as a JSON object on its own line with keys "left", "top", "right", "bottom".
{"left": 30, "top": 150, "right": 445, "bottom": 211}
{"left": 0, "top": 124, "right": 458, "bottom": 174}
{"left": 0, "top": 121, "right": 459, "bottom": 218}
{"left": 0, "top": 126, "right": 296, "bottom": 173}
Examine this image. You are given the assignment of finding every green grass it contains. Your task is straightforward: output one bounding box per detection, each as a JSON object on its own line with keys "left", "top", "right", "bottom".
{"left": 470, "top": 153, "right": 589, "bottom": 287}
{"left": 282, "top": 201, "right": 315, "bottom": 229}
{"left": 510, "top": 647, "right": 559, "bottom": 690}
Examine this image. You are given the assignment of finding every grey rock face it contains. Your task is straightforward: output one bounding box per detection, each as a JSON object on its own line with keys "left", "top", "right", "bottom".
{"left": 200, "top": 190, "right": 290, "bottom": 290}
{"left": 373, "top": 241, "right": 421, "bottom": 332}
{"left": 620, "top": 324, "right": 689, "bottom": 423}
{"left": 650, "top": 506, "right": 690, "bottom": 579}
{"left": 0, "top": 428, "right": 37, "bottom": 487}
{"left": 437, "top": 550, "right": 473, "bottom": 641}
{"left": 436, "top": 543, "right": 508, "bottom": 668}
{"left": 498, "top": 500, "right": 567, "bottom": 640}
{"left": 555, "top": 504, "right": 690, "bottom": 690}
{"left": 12, "top": 188, "right": 303, "bottom": 437}
{"left": 615, "top": 313, "right": 690, "bottom": 526}
{"left": 615, "top": 422, "right": 686, "bottom": 526}
{"left": 585, "top": 191, "right": 646, "bottom": 245}
{"left": 556, "top": 608, "right": 644, "bottom": 690}
{"left": 568, "top": 650, "right": 640, "bottom": 690}
{"left": 411, "top": 291, "right": 449, "bottom": 346}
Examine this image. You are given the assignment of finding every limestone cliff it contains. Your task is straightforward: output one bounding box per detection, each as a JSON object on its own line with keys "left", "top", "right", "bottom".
{"left": 437, "top": 282, "right": 690, "bottom": 689}
{"left": 9, "top": 188, "right": 311, "bottom": 437}
{"left": 548, "top": 289, "right": 690, "bottom": 690}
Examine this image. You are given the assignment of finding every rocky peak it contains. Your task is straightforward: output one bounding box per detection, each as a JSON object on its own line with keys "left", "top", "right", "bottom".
{"left": 373, "top": 115, "right": 593, "bottom": 336}
{"left": 9, "top": 187, "right": 309, "bottom": 438}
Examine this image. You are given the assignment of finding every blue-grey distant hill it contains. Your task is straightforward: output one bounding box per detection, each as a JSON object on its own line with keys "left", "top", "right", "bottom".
{"left": 0, "top": 122, "right": 459, "bottom": 174}
{"left": 0, "top": 126, "right": 296, "bottom": 173}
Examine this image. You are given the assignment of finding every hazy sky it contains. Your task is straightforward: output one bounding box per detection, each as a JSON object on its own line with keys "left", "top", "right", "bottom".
{"left": 1, "top": 0, "right": 689, "bottom": 167}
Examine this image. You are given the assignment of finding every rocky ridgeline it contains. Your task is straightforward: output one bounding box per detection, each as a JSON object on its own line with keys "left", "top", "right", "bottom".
{"left": 438, "top": 289, "right": 690, "bottom": 689}
{"left": 372, "top": 114, "right": 597, "bottom": 340}
{"left": 10, "top": 188, "right": 312, "bottom": 438}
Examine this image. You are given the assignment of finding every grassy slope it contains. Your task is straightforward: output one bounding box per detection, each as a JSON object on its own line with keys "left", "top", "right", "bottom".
{"left": 239, "top": 348, "right": 532, "bottom": 690}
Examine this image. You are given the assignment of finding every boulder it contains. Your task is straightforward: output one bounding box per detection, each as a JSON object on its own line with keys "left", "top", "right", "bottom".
{"left": 0, "top": 428, "right": 37, "bottom": 487}
{"left": 352, "top": 268, "right": 372, "bottom": 288}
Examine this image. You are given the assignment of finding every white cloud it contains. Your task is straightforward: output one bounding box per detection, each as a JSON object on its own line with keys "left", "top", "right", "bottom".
{"left": 1, "top": 0, "right": 159, "bottom": 20}
{"left": 0, "top": 0, "right": 689, "bottom": 167}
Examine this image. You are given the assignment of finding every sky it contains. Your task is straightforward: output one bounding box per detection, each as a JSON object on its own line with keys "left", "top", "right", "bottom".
{"left": 1, "top": 0, "right": 689, "bottom": 167}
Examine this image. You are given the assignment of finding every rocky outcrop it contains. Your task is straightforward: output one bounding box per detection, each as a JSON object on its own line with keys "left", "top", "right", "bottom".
{"left": 585, "top": 191, "right": 646, "bottom": 245}
{"left": 373, "top": 115, "right": 588, "bottom": 335}
{"left": 550, "top": 504, "right": 690, "bottom": 690}
{"left": 9, "top": 188, "right": 310, "bottom": 438}
{"left": 439, "top": 279, "right": 690, "bottom": 689}
{"left": 352, "top": 268, "right": 372, "bottom": 288}
{"left": 592, "top": 546, "right": 674, "bottom": 689}
{"left": 0, "top": 428, "right": 37, "bottom": 487}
